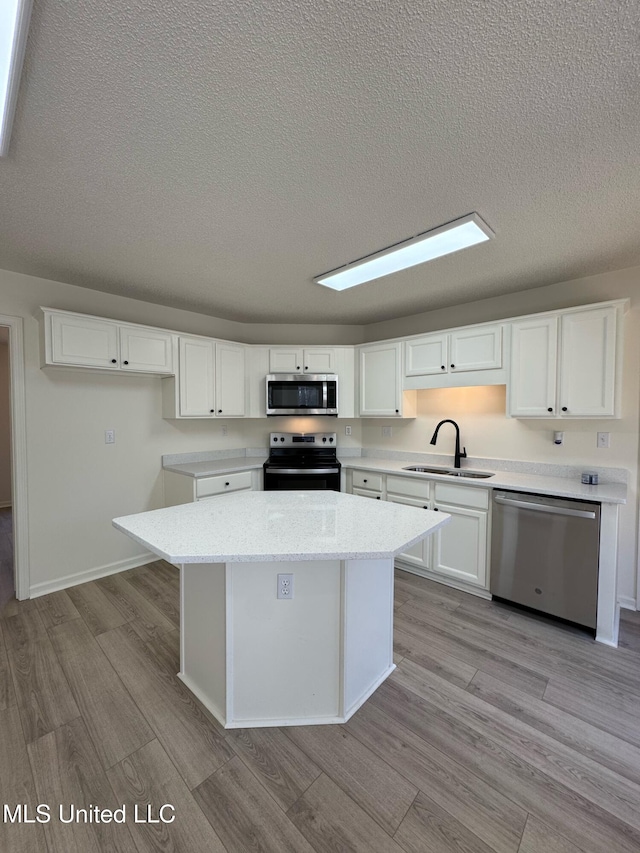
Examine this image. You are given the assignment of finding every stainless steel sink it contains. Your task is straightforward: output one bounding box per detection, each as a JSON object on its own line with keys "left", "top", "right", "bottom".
{"left": 402, "top": 465, "right": 494, "bottom": 479}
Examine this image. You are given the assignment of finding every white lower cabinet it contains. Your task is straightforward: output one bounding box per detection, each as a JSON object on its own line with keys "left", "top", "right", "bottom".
{"left": 349, "top": 468, "right": 490, "bottom": 593}
{"left": 164, "top": 469, "right": 259, "bottom": 507}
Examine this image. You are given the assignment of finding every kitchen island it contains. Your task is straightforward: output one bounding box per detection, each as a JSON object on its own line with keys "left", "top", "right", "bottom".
{"left": 113, "top": 490, "right": 448, "bottom": 728}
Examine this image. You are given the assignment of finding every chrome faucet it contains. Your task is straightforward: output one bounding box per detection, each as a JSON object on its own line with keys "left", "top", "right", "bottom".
{"left": 430, "top": 419, "right": 467, "bottom": 468}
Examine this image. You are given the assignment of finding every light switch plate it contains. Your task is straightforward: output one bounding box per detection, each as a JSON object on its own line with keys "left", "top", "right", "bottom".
{"left": 597, "top": 432, "right": 610, "bottom": 448}
{"left": 382, "top": 426, "right": 393, "bottom": 438}
{"left": 105, "top": 429, "right": 115, "bottom": 444}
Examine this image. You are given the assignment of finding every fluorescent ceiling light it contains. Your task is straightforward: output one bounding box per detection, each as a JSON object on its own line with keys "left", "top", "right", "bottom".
{"left": 0, "top": 0, "right": 33, "bottom": 157}
{"left": 314, "top": 213, "right": 494, "bottom": 291}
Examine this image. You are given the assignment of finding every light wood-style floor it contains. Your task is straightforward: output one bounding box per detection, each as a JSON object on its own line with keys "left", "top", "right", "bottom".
{"left": 1, "top": 563, "right": 640, "bottom": 853}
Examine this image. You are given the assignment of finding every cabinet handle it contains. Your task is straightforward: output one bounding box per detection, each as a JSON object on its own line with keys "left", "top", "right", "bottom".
{"left": 450, "top": 363, "right": 455, "bottom": 368}
{"left": 422, "top": 505, "right": 428, "bottom": 509}
{"left": 441, "top": 365, "right": 445, "bottom": 370}
{"left": 123, "top": 360, "right": 129, "bottom": 365}
{"left": 562, "top": 406, "right": 568, "bottom": 412}
{"left": 363, "top": 479, "right": 368, "bottom": 483}
{"left": 111, "top": 359, "right": 117, "bottom": 364}
{"left": 297, "top": 365, "right": 301, "bottom": 370}
{"left": 434, "top": 507, "right": 439, "bottom": 511}
{"left": 395, "top": 409, "right": 399, "bottom": 413}
{"left": 304, "top": 365, "right": 308, "bottom": 370}
{"left": 210, "top": 409, "right": 214, "bottom": 413}
{"left": 225, "top": 482, "right": 230, "bottom": 487}
{"left": 218, "top": 409, "right": 222, "bottom": 413}
{"left": 376, "top": 496, "right": 380, "bottom": 499}
{"left": 547, "top": 407, "right": 553, "bottom": 412}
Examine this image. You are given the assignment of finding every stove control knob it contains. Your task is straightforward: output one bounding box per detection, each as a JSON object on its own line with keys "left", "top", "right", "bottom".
{"left": 322, "top": 437, "right": 327, "bottom": 442}
{"left": 280, "top": 437, "right": 285, "bottom": 442}
{"left": 329, "top": 437, "right": 334, "bottom": 443}
{"left": 273, "top": 437, "right": 278, "bottom": 442}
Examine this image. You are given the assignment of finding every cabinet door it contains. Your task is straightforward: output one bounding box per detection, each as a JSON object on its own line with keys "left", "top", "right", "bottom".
{"left": 215, "top": 342, "right": 246, "bottom": 417}
{"left": 269, "top": 348, "right": 303, "bottom": 373}
{"left": 432, "top": 504, "right": 487, "bottom": 587}
{"left": 179, "top": 337, "right": 215, "bottom": 417}
{"left": 359, "top": 343, "right": 402, "bottom": 416}
{"left": 450, "top": 325, "right": 502, "bottom": 372}
{"left": 50, "top": 313, "right": 119, "bottom": 368}
{"left": 508, "top": 316, "right": 558, "bottom": 417}
{"left": 120, "top": 326, "right": 174, "bottom": 373}
{"left": 303, "top": 348, "right": 336, "bottom": 373}
{"left": 558, "top": 307, "right": 616, "bottom": 417}
{"left": 386, "top": 494, "right": 432, "bottom": 569}
{"left": 405, "top": 335, "right": 448, "bottom": 377}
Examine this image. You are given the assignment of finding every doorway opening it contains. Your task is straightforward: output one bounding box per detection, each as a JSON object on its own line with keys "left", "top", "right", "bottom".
{"left": 0, "top": 326, "right": 12, "bottom": 608}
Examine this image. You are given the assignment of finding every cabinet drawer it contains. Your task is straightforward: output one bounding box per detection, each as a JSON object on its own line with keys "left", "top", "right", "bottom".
{"left": 352, "top": 487, "right": 382, "bottom": 500}
{"left": 196, "top": 470, "right": 253, "bottom": 498}
{"left": 433, "top": 482, "right": 489, "bottom": 509}
{"left": 352, "top": 470, "right": 383, "bottom": 491}
{"left": 386, "top": 475, "right": 431, "bottom": 500}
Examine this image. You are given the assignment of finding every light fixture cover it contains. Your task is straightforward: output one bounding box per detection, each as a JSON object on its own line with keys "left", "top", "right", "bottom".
{"left": 0, "top": 0, "right": 34, "bottom": 157}
{"left": 314, "top": 213, "right": 494, "bottom": 291}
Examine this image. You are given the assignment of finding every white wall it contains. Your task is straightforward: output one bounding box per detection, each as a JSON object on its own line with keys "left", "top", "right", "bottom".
{"left": 0, "top": 341, "right": 11, "bottom": 505}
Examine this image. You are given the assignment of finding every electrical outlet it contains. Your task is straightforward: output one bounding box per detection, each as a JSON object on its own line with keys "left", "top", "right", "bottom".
{"left": 277, "top": 573, "right": 293, "bottom": 600}
{"left": 597, "top": 432, "right": 610, "bottom": 449}
{"left": 345, "top": 425, "right": 352, "bottom": 436}
{"left": 221, "top": 424, "right": 228, "bottom": 437}
{"left": 105, "top": 429, "right": 115, "bottom": 444}
{"left": 382, "top": 426, "right": 393, "bottom": 438}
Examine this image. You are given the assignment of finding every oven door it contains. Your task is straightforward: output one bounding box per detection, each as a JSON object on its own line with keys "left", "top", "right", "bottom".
{"left": 263, "top": 466, "right": 341, "bottom": 492}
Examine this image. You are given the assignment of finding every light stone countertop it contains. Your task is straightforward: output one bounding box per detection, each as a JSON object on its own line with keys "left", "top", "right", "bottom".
{"left": 163, "top": 456, "right": 267, "bottom": 477}
{"left": 341, "top": 458, "right": 627, "bottom": 504}
{"left": 113, "top": 490, "right": 450, "bottom": 563}
{"left": 162, "top": 453, "right": 626, "bottom": 505}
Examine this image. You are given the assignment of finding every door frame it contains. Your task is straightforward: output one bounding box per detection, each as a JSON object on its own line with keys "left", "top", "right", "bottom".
{"left": 0, "top": 315, "right": 29, "bottom": 599}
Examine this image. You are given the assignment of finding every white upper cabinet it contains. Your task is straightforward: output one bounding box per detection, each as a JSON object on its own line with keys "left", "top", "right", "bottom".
{"left": 405, "top": 334, "right": 448, "bottom": 377}
{"left": 359, "top": 342, "right": 416, "bottom": 417}
{"left": 508, "top": 316, "right": 558, "bottom": 417}
{"left": 508, "top": 305, "right": 620, "bottom": 418}
{"left": 50, "top": 312, "right": 119, "bottom": 368}
{"left": 404, "top": 324, "right": 504, "bottom": 389}
{"left": 119, "top": 326, "right": 174, "bottom": 373}
{"left": 44, "top": 309, "right": 174, "bottom": 374}
{"left": 269, "top": 348, "right": 336, "bottom": 374}
{"left": 215, "top": 342, "right": 246, "bottom": 417}
{"left": 449, "top": 325, "right": 502, "bottom": 372}
{"left": 179, "top": 337, "right": 216, "bottom": 417}
{"left": 558, "top": 306, "right": 617, "bottom": 417}
{"left": 169, "top": 337, "right": 246, "bottom": 419}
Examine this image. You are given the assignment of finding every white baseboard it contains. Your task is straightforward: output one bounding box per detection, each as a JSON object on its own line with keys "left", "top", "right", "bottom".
{"left": 0, "top": 501, "right": 12, "bottom": 509}
{"left": 618, "top": 596, "right": 637, "bottom": 611}
{"left": 28, "top": 552, "right": 155, "bottom": 598}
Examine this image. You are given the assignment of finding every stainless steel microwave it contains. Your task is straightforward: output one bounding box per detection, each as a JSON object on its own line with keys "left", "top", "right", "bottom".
{"left": 266, "top": 374, "right": 338, "bottom": 416}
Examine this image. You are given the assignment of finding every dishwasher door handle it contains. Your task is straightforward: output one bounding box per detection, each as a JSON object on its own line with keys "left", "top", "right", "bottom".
{"left": 494, "top": 495, "right": 597, "bottom": 519}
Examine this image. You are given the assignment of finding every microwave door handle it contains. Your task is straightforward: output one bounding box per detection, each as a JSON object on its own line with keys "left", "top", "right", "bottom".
{"left": 322, "top": 381, "right": 327, "bottom": 409}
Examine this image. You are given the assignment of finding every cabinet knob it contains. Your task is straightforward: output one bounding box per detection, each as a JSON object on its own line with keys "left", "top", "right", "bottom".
{"left": 376, "top": 496, "right": 380, "bottom": 499}
{"left": 450, "top": 363, "right": 455, "bottom": 368}
{"left": 395, "top": 409, "right": 399, "bottom": 413}
{"left": 441, "top": 365, "right": 445, "bottom": 370}
{"left": 434, "top": 507, "right": 439, "bottom": 511}
{"left": 210, "top": 409, "right": 214, "bottom": 413}
{"left": 218, "top": 409, "right": 222, "bottom": 413}
{"left": 225, "top": 482, "right": 230, "bottom": 487}
{"left": 111, "top": 359, "right": 117, "bottom": 364}
{"left": 123, "top": 360, "right": 129, "bottom": 365}
{"left": 422, "top": 505, "right": 428, "bottom": 509}
{"left": 363, "top": 479, "right": 368, "bottom": 483}
{"left": 297, "top": 365, "right": 301, "bottom": 370}
{"left": 562, "top": 406, "right": 568, "bottom": 412}
{"left": 547, "top": 407, "right": 553, "bottom": 412}
{"left": 304, "top": 365, "right": 308, "bottom": 370}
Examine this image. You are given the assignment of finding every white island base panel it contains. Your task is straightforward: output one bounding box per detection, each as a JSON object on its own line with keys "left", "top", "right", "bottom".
{"left": 178, "top": 557, "right": 396, "bottom": 728}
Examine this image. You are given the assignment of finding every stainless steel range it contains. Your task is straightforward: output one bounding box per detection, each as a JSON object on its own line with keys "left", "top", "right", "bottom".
{"left": 263, "top": 432, "right": 341, "bottom": 491}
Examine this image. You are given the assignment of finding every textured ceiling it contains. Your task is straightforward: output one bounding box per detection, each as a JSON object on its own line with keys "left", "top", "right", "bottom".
{"left": 0, "top": 0, "right": 639, "bottom": 324}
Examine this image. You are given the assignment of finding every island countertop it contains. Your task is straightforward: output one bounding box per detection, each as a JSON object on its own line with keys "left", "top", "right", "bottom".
{"left": 113, "top": 490, "right": 449, "bottom": 564}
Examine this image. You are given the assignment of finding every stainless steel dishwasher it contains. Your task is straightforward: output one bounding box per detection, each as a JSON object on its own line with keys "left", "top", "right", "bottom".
{"left": 490, "top": 490, "right": 600, "bottom": 630}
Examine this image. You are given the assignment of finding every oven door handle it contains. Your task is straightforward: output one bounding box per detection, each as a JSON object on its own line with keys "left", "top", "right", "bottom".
{"left": 265, "top": 467, "right": 341, "bottom": 475}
